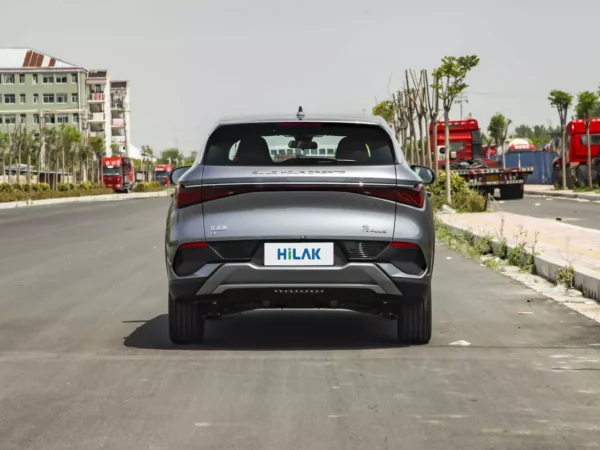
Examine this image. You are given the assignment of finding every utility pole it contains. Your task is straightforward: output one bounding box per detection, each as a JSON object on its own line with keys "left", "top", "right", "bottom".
{"left": 455, "top": 94, "right": 469, "bottom": 120}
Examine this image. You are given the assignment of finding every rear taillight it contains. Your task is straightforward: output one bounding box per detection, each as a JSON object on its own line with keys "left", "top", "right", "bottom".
{"left": 174, "top": 185, "right": 203, "bottom": 208}
{"left": 174, "top": 183, "right": 425, "bottom": 208}
{"left": 179, "top": 241, "right": 207, "bottom": 249}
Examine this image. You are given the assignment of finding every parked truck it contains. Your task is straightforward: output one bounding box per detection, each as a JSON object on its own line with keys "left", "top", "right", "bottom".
{"left": 551, "top": 118, "right": 600, "bottom": 187}
{"left": 102, "top": 156, "right": 136, "bottom": 193}
{"left": 430, "top": 118, "right": 534, "bottom": 200}
{"left": 154, "top": 164, "right": 173, "bottom": 186}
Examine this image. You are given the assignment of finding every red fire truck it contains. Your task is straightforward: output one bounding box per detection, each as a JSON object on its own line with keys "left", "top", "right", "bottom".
{"left": 552, "top": 118, "right": 600, "bottom": 187}
{"left": 430, "top": 118, "right": 534, "bottom": 200}
{"left": 102, "top": 156, "right": 136, "bottom": 193}
{"left": 154, "top": 164, "right": 173, "bottom": 186}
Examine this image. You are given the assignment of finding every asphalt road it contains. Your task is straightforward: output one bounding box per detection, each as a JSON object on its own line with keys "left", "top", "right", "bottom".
{"left": 498, "top": 195, "right": 600, "bottom": 231}
{"left": 1, "top": 199, "right": 600, "bottom": 450}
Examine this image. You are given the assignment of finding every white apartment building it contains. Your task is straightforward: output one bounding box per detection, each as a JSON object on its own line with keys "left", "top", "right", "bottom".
{"left": 86, "top": 72, "right": 135, "bottom": 157}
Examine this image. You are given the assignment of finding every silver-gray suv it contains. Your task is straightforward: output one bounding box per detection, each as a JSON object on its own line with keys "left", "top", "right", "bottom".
{"left": 165, "top": 112, "right": 436, "bottom": 345}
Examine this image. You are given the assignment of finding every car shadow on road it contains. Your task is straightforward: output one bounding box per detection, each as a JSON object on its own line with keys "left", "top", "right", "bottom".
{"left": 123, "top": 310, "right": 404, "bottom": 350}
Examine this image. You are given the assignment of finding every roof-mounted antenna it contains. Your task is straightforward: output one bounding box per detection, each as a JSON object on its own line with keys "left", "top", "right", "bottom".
{"left": 296, "top": 106, "right": 305, "bottom": 121}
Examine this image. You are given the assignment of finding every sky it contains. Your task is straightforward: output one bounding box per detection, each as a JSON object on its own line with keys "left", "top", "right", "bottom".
{"left": 3, "top": 0, "right": 599, "bottom": 155}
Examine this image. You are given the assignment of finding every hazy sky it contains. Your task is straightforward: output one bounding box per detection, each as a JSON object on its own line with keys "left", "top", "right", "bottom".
{"left": 3, "top": 0, "right": 599, "bottom": 154}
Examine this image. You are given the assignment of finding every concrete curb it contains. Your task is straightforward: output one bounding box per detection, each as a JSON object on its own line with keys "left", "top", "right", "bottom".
{"left": 0, "top": 190, "right": 173, "bottom": 210}
{"left": 525, "top": 190, "right": 600, "bottom": 201}
{"left": 438, "top": 218, "right": 600, "bottom": 302}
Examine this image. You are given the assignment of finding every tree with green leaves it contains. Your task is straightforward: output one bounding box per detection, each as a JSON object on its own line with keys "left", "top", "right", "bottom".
{"left": 575, "top": 91, "right": 600, "bottom": 188}
{"left": 372, "top": 100, "right": 396, "bottom": 126}
{"left": 158, "top": 148, "right": 183, "bottom": 165}
{"left": 487, "top": 113, "right": 512, "bottom": 169}
{"left": 548, "top": 90, "right": 573, "bottom": 190}
{"left": 88, "top": 136, "right": 105, "bottom": 184}
{"left": 433, "top": 55, "right": 480, "bottom": 203}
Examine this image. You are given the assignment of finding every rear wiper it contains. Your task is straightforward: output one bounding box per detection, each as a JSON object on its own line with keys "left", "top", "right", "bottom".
{"left": 292, "top": 155, "right": 356, "bottom": 163}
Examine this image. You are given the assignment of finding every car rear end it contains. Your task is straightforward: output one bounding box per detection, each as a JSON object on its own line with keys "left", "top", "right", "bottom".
{"left": 165, "top": 117, "right": 434, "bottom": 345}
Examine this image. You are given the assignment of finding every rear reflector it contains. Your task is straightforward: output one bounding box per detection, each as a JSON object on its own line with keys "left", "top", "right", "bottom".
{"left": 390, "top": 242, "right": 419, "bottom": 249}
{"left": 175, "top": 183, "right": 425, "bottom": 208}
{"left": 179, "top": 241, "right": 208, "bottom": 249}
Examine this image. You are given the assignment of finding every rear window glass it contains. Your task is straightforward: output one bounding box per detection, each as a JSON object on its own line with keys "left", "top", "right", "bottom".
{"left": 202, "top": 122, "right": 397, "bottom": 166}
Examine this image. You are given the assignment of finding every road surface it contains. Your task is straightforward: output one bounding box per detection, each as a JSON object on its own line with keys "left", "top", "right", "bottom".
{"left": 1, "top": 199, "right": 599, "bottom": 450}
{"left": 497, "top": 195, "right": 600, "bottom": 231}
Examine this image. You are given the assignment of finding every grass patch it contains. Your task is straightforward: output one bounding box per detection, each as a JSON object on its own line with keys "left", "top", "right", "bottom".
{"left": 435, "top": 217, "right": 539, "bottom": 274}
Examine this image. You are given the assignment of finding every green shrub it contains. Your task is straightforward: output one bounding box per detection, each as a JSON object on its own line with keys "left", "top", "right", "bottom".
{"left": 78, "top": 181, "right": 93, "bottom": 190}
{"left": 429, "top": 170, "right": 471, "bottom": 197}
{"left": 0, "top": 183, "right": 15, "bottom": 193}
{"left": 38, "top": 183, "right": 51, "bottom": 191}
{"left": 57, "top": 182, "right": 70, "bottom": 191}
{"left": 429, "top": 170, "right": 486, "bottom": 213}
{"left": 68, "top": 182, "right": 76, "bottom": 190}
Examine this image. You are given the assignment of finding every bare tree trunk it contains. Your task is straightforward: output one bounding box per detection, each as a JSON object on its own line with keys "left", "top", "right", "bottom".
{"left": 444, "top": 108, "right": 451, "bottom": 205}
{"left": 561, "top": 127, "right": 567, "bottom": 190}
{"left": 431, "top": 117, "right": 439, "bottom": 175}
{"left": 424, "top": 115, "right": 432, "bottom": 169}
{"left": 417, "top": 115, "right": 425, "bottom": 167}
{"left": 27, "top": 153, "right": 31, "bottom": 184}
{"left": 16, "top": 144, "right": 21, "bottom": 184}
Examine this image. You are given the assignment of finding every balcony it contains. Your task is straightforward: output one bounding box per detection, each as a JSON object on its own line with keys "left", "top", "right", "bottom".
{"left": 89, "top": 112, "right": 105, "bottom": 122}
{"left": 89, "top": 131, "right": 105, "bottom": 138}
{"left": 88, "top": 93, "right": 105, "bottom": 102}
{"left": 112, "top": 135, "right": 125, "bottom": 143}
{"left": 111, "top": 101, "right": 124, "bottom": 110}
{"left": 112, "top": 118, "right": 125, "bottom": 128}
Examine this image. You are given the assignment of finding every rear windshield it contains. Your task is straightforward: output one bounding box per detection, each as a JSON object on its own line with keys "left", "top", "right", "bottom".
{"left": 202, "top": 123, "right": 397, "bottom": 166}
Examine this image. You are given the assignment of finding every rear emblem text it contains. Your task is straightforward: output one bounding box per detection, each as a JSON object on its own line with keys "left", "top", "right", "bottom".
{"left": 363, "top": 225, "right": 387, "bottom": 234}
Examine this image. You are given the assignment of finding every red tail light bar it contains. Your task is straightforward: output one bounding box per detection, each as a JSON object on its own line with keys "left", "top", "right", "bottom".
{"left": 175, "top": 183, "right": 425, "bottom": 209}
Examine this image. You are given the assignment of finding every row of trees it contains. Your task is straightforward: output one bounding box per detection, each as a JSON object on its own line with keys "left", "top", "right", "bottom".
{"left": 0, "top": 125, "right": 106, "bottom": 188}
{"left": 1, "top": 126, "right": 199, "bottom": 188}
{"left": 549, "top": 87, "right": 600, "bottom": 189}
{"left": 372, "top": 55, "right": 480, "bottom": 203}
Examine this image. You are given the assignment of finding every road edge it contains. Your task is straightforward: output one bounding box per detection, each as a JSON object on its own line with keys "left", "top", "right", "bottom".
{"left": 0, "top": 189, "right": 173, "bottom": 210}
{"left": 437, "top": 216, "right": 600, "bottom": 303}
{"left": 525, "top": 191, "right": 600, "bottom": 201}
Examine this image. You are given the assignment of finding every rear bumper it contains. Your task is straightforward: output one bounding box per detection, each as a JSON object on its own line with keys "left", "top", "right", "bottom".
{"left": 167, "top": 261, "right": 430, "bottom": 303}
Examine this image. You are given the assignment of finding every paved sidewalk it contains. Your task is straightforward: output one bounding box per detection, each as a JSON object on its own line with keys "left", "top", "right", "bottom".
{"left": 525, "top": 184, "right": 600, "bottom": 201}
{"left": 438, "top": 211, "right": 600, "bottom": 300}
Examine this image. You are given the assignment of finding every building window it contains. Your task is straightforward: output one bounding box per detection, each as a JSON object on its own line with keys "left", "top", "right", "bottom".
{"left": 20, "top": 94, "right": 26, "bottom": 104}
{"left": 57, "top": 114, "right": 69, "bottom": 124}
{"left": 43, "top": 94, "right": 55, "bottom": 104}
{"left": 2, "top": 74, "right": 15, "bottom": 84}
{"left": 33, "top": 74, "right": 38, "bottom": 84}
{"left": 4, "top": 115, "right": 16, "bottom": 124}
{"left": 71, "top": 93, "right": 78, "bottom": 103}
{"left": 34, "top": 133, "right": 40, "bottom": 140}
{"left": 19, "top": 74, "right": 25, "bottom": 83}
{"left": 20, "top": 114, "right": 26, "bottom": 124}
{"left": 33, "top": 94, "right": 39, "bottom": 104}
{"left": 33, "top": 114, "right": 40, "bottom": 124}
{"left": 55, "top": 74, "right": 67, "bottom": 84}
{"left": 71, "top": 73, "right": 77, "bottom": 83}
{"left": 56, "top": 94, "right": 68, "bottom": 104}
{"left": 3, "top": 94, "right": 15, "bottom": 104}
{"left": 72, "top": 113, "right": 79, "bottom": 124}
{"left": 42, "top": 75, "right": 53, "bottom": 84}
{"left": 46, "top": 114, "right": 56, "bottom": 124}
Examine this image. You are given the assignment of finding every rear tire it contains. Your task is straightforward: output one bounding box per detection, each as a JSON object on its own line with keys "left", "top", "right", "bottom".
{"left": 169, "top": 295, "right": 205, "bottom": 344}
{"left": 500, "top": 185, "right": 523, "bottom": 200}
{"left": 396, "top": 292, "right": 432, "bottom": 345}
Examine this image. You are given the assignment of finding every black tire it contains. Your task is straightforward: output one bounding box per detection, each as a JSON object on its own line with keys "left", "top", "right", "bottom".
{"left": 168, "top": 295, "right": 205, "bottom": 344}
{"left": 397, "top": 291, "right": 432, "bottom": 345}
{"left": 499, "top": 185, "right": 523, "bottom": 200}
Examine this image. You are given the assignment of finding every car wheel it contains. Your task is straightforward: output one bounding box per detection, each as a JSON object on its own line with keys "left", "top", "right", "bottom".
{"left": 168, "top": 295, "right": 205, "bottom": 344}
{"left": 397, "top": 291, "right": 432, "bottom": 345}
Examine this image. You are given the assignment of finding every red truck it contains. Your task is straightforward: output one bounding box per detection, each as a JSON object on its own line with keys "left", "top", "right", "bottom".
{"left": 154, "top": 164, "right": 173, "bottom": 186}
{"left": 552, "top": 118, "right": 600, "bottom": 187}
{"left": 430, "top": 118, "right": 533, "bottom": 200}
{"left": 102, "top": 156, "right": 136, "bottom": 193}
